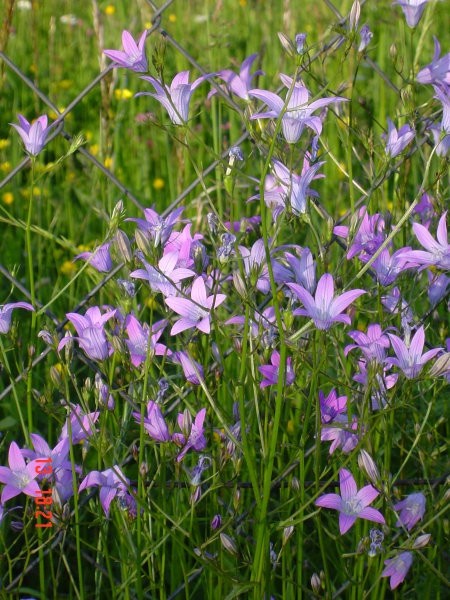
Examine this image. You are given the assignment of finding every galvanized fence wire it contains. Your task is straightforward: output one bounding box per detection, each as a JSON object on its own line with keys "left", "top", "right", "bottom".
{"left": 0, "top": 1, "right": 444, "bottom": 484}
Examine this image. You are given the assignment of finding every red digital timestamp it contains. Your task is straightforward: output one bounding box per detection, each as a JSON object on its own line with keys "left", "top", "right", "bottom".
{"left": 34, "top": 458, "right": 53, "bottom": 529}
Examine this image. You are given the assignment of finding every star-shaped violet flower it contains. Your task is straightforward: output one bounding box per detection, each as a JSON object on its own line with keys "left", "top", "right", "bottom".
{"left": 249, "top": 74, "right": 348, "bottom": 143}
{"left": 58, "top": 306, "right": 116, "bottom": 361}
{"left": 417, "top": 37, "right": 450, "bottom": 87}
{"left": 287, "top": 273, "right": 366, "bottom": 331}
{"left": 382, "top": 552, "right": 413, "bottom": 589}
{"left": 10, "top": 114, "right": 51, "bottom": 156}
{"left": 384, "top": 118, "right": 414, "bottom": 158}
{"left": 0, "top": 302, "right": 34, "bottom": 334}
{"left": 125, "top": 315, "right": 170, "bottom": 367}
{"left": 79, "top": 466, "right": 129, "bottom": 516}
{"left": 400, "top": 211, "right": 449, "bottom": 271}
{"left": 0, "top": 442, "right": 41, "bottom": 503}
{"left": 315, "top": 468, "right": 385, "bottom": 534}
{"left": 165, "top": 276, "right": 226, "bottom": 335}
{"left": 393, "top": 0, "right": 429, "bottom": 28}
{"left": 209, "top": 53, "right": 263, "bottom": 101}
{"left": 130, "top": 251, "right": 195, "bottom": 297}
{"left": 103, "top": 30, "right": 148, "bottom": 72}
{"left": 136, "top": 71, "right": 213, "bottom": 125}
{"left": 132, "top": 401, "right": 171, "bottom": 442}
{"left": 394, "top": 492, "right": 426, "bottom": 530}
{"left": 386, "top": 326, "right": 442, "bottom": 379}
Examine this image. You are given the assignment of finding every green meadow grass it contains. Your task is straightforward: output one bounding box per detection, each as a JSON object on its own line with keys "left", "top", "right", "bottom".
{"left": 0, "top": 1, "right": 448, "bottom": 598}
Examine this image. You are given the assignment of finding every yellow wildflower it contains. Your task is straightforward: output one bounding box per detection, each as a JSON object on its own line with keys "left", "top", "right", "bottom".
{"left": 168, "top": 14, "right": 177, "bottom": 22}
{"left": 2, "top": 192, "right": 14, "bottom": 205}
{"left": 60, "top": 260, "right": 77, "bottom": 276}
{"left": 0, "top": 139, "right": 11, "bottom": 150}
{"left": 153, "top": 177, "right": 165, "bottom": 190}
{"left": 104, "top": 5, "right": 115, "bottom": 15}
{"left": 114, "top": 88, "right": 133, "bottom": 100}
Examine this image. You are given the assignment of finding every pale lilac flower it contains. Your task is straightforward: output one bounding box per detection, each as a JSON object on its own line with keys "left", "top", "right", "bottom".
{"left": 130, "top": 251, "right": 195, "bottom": 297}
{"left": 94, "top": 373, "right": 115, "bottom": 410}
{"left": 163, "top": 224, "right": 202, "bottom": 266}
{"left": 321, "top": 418, "right": 359, "bottom": 454}
{"left": 400, "top": 212, "right": 449, "bottom": 270}
{"left": 0, "top": 302, "right": 34, "bottom": 334}
{"left": 75, "top": 242, "right": 113, "bottom": 273}
{"left": 417, "top": 37, "right": 450, "bottom": 86}
{"left": 172, "top": 350, "right": 204, "bottom": 385}
{"left": 347, "top": 208, "right": 387, "bottom": 261}
{"left": 124, "top": 315, "right": 170, "bottom": 367}
{"left": 427, "top": 271, "right": 450, "bottom": 305}
{"left": 413, "top": 193, "right": 436, "bottom": 227}
{"left": 103, "top": 30, "right": 148, "bottom": 72}
{"left": 249, "top": 75, "right": 348, "bottom": 143}
{"left": 258, "top": 351, "right": 295, "bottom": 388}
{"left": 0, "top": 442, "right": 41, "bottom": 502}
{"left": 372, "top": 247, "right": 412, "bottom": 285}
{"left": 209, "top": 53, "right": 263, "bottom": 101}
{"left": 393, "top": 0, "right": 429, "bottom": 28}
{"left": 287, "top": 273, "right": 366, "bottom": 330}
{"left": 137, "top": 71, "right": 212, "bottom": 125}
{"left": 386, "top": 326, "right": 442, "bottom": 379}
{"left": 59, "top": 404, "right": 100, "bottom": 444}
{"left": 58, "top": 306, "right": 116, "bottom": 361}
{"left": 283, "top": 247, "right": 316, "bottom": 294}
{"left": 132, "top": 401, "right": 170, "bottom": 442}
{"left": 382, "top": 552, "right": 413, "bottom": 589}
{"left": 10, "top": 114, "right": 50, "bottom": 156}
{"left": 79, "top": 466, "right": 129, "bottom": 516}
{"left": 384, "top": 118, "right": 414, "bottom": 157}
{"left": 173, "top": 408, "right": 207, "bottom": 462}
{"left": 239, "top": 239, "right": 272, "bottom": 293}
{"left": 353, "top": 360, "right": 398, "bottom": 410}
{"left": 315, "top": 468, "right": 385, "bottom": 534}
{"left": 128, "top": 206, "right": 184, "bottom": 247}
{"left": 345, "top": 324, "right": 391, "bottom": 363}
{"left": 28, "top": 434, "right": 71, "bottom": 474}
{"left": 319, "top": 389, "right": 347, "bottom": 423}
{"left": 394, "top": 492, "right": 426, "bottom": 530}
{"left": 266, "top": 158, "right": 325, "bottom": 216}
{"left": 358, "top": 25, "right": 373, "bottom": 52}
{"left": 381, "top": 287, "right": 414, "bottom": 327}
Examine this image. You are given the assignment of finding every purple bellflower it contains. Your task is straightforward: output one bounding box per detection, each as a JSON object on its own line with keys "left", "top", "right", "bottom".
{"left": 0, "top": 302, "right": 34, "bottom": 334}
{"left": 59, "top": 404, "right": 100, "bottom": 444}
{"left": 209, "top": 53, "right": 263, "bottom": 101}
{"left": 173, "top": 408, "right": 207, "bottom": 462}
{"left": 58, "top": 306, "right": 116, "bottom": 361}
{"left": 79, "top": 466, "right": 129, "bottom": 516}
{"left": 103, "top": 30, "right": 148, "bottom": 72}
{"left": 130, "top": 251, "right": 195, "bottom": 297}
{"left": 384, "top": 118, "right": 414, "bottom": 157}
{"left": 371, "top": 247, "right": 412, "bottom": 286}
{"left": 137, "top": 71, "right": 212, "bottom": 125}
{"left": 321, "top": 418, "right": 360, "bottom": 454}
{"left": 11, "top": 114, "right": 50, "bottom": 156}
{"left": 172, "top": 350, "right": 204, "bottom": 385}
{"left": 393, "top": 0, "right": 429, "bottom": 28}
{"left": 347, "top": 207, "right": 387, "bottom": 261}
{"left": 353, "top": 360, "right": 398, "bottom": 411}
{"left": 283, "top": 248, "right": 317, "bottom": 295}
{"left": 345, "top": 324, "right": 391, "bottom": 363}
{"left": 75, "top": 242, "right": 113, "bottom": 273}
{"left": 128, "top": 206, "right": 184, "bottom": 247}
{"left": 0, "top": 442, "right": 41, "bottom": 502}
{"left": 394, "top": 492, "right": 426, "bottom": 530}
{"left": 417, "top": 37, "right": 450, "bottom": 86}
{"left": 132, "top": 401, "right": 171, "bottom": 442}
{"left": 315, "top": 468, "right": 385, "bottom": 534}
{"left": 249, "top": 74, "right": 348, "bottom": 143}
{"left": 165, "top": 276, "right": 226, "bottom": 335}
{"left": 125, "top": 315, "right": 170, "bottom": 367}
{"left": 386, "top": 326, "right": 442, "bottom": 379}
{"left": 427, "top": 271, "right": 450, "bottom": 306}
{"left": 400, "top": 212, "right": 449, "bottom": 270}
{"left": 382, "top": 552, "right": 413, "bottom": 589}
{"left": 287, "top": 273, "right": 366, "bottom": 330}
{"left": 319, "top": 389, "right": 347, "bottom": 423}
{"left": 258, "top": 350, "right": 295, "bottom": 388}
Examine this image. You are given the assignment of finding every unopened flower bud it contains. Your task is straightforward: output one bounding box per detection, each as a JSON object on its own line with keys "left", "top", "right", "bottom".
{"left": 139, "top": 462, "right": 148, "bottom": 478}
{"left": 50, "top": 364, "right": 64, "bottom": 388}
{"left": 291, "top": 476, "right": 300, "bottom": 492}
{"left": 233, "top": 271, "right": 247, "bottom": 299}
{"left": 413, "top": 533, "right": 431, "bottom": 549}
{"left": 349, "top": 0, "right": 361, "bottom": 31}
{"left": 135, "top": 229, "right": 152, "bottom": 256}
{"left": 278, "top": 32, "right": 296, "bottom": 57}
{"left": 295, "top": 33, "right": 307, "bottom": 54}
{"left": 429, "top": 352, "right": 450, "bottom": 377}
{"left": 220, "top": 532, "right": 238, "bottom": 555}
{"left": 282, "top": 525, "right": 294, "bottom": 545}
{"left": 114, "top": 229, "right": 133, "bottom": 263}
{"left": 211, "top": 514, "right": 222, "bottom": 530}
{"left": 311, "top": 572, "right": 321, "bottom": 594}
{"left": 358, "top": 450, "right": 380, "bottom": 486}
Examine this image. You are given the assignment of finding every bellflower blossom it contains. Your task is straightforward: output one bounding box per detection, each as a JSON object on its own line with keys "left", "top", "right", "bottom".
{"left": 321, "top": 418, "right": 360, "bottom": 454}
{"left": 128, "top": 206, "right": 184, "bottom": 247}
{"left": 400, "top": 211, "right": 449, "bottom": 270}
{"left": 417, "top": 37, "right": 450, "bottom": 87}
{"left": 173, "top": 408, "right": 207, "bottom": 462}
{"left": 172, "top": 350, "right": 204, "bottom": 385}
{"left": 10, "top": 114, "right": 51, "bottom": 156}
{"left": 383, "top": 118, "right": 414, "bottom": 157}
{"left": 136, "top": 71, "right": 212, "bottom": 125}
{"left": 58, "top": 306, "right": 116, "bottom": 361}
{"left": 103, "top": 30, "right": 148, "bottom": 72}
{"left": 315, "top": 468, "right": 385, "bottom": 534}
{"left": 249, "top": 74, "right": 348, "bottom": 143}
{"left": 0, "top": 302, "right": 34, "bottom": 334}
{"left": 394, "top": 492, "right": 426, "bottom": 530}
{"left": 393, "top": 0, "right": 429, "bottom": 28}
{"left": 132, "top": 401, "right": 170, "bottom": 442}
{"left": 130, "top": 251, "right": 195, "bottom": 297}
{"left": 386, "top": 326, "right": 442, "bottom": 379}
{"left": 125, "top": 315, "right": 170, "bottom": 367}
{"left": 0, "top": 442, "right": 41, "bottom": 502}
{"left": 382, "top": 552, "right": 413, "bottom": 589}
{"left": 346, "top": 207, "right": 387, "bottom": 261}
{"left": 79, "top": 466, "right": 130, "bottom": 516}
{"left": 287, "top": 273, "right": 366, "bottom": 330}
{"left": 59, "top": 404, "right": 100, "bottom": 444}
{"left": 319, "top": 389, "right": 347, "bottom": 423}
{"left": 427, "top": 271, "right": 450, "bottom": 306}
{"left": 209, "top": 53, "right": 263, "bottom": 101}
{"left": 75, "top": 242, "right": 113, "bottom": 273}
{"left": 258, "top": 351, "right": 295, "bottom": 388}
{"left": 371, "top": 247, "right": 412, "bottom": 285}
{"left": 353, "top": 360, "right": 398, "bottom": 410}
{"left": 345, "top": 324, "right": 391, "bottom": 363}
{"left": 165, "top": 276, "right": 226, "bottom": 335}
